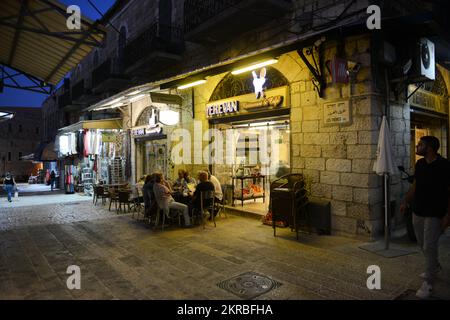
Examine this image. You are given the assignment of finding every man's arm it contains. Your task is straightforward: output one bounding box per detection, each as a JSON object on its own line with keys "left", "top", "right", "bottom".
{"left": 400, "top": 180, "right": 415, "bottom": 215}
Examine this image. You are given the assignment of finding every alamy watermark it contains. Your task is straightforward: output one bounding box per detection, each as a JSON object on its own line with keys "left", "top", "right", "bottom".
{"left": 170, "top": 120, "right": 284, "bottom": 166}
{"left": 66, "top": 265, "right": 81, "bottom": 290}
{"left": 366, "top": 265, "right": 381, "bottom": 290}
{"left": 66, "top": 5, "right": 81, "bottom": 30}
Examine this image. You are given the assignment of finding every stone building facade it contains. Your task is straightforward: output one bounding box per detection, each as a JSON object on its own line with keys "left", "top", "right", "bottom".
{"left": 0, "top": 107, "right": 42, "bottom": 181}
{"left": 43, "top": 0, "right": 450, "bottom": 238}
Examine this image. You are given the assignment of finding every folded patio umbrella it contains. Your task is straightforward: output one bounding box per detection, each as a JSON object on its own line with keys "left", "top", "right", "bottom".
{"left": 373, "top": 115, "right": 399, "bottom": 249}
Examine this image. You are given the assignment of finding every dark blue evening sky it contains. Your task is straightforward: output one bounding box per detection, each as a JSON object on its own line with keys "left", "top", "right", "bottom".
{"left": 0, "top": 0, "right": 116, "bottom": 108}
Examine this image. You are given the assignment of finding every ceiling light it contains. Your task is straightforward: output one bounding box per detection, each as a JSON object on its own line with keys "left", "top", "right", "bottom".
{"left": 231, "top": 59, "right": 278, "bottom": 75}
{"left": 177, "top": 79, "right": 206, "bottom": 90}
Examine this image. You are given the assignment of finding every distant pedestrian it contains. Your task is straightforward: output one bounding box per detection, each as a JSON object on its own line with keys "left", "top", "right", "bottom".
{"left": 400, "top": 136, "right": 450, "bottom": 299}
{"left": 2, "top": 172, "right": 17, "bottom": 203}
{"left": 50, "top": 170, "right": 56, "bottom": 191}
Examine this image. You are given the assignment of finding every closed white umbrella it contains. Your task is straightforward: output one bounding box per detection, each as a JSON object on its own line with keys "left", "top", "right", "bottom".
{"left": 373, "top": 116, "right": 398, "bottom": 176}
{"left": 373, "top": 115, "right": 399, "bottom": 249}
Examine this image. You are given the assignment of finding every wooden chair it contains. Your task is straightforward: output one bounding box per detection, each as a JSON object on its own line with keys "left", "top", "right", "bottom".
{"left": 95, "top": 186, "right": 109, "bottom": 206}
{"left": 118, "top": 191, "right": 132, "bottom": 213}
{"left": 199, "top": 190, "right": 216, "bottom": 229}
{"left": 108, "top": 190, "right": 119, "bottom": 212}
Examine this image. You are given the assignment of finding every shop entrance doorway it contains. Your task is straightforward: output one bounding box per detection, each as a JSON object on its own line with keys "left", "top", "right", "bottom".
{"left": 137, "top": 140, "right": 168, "bottom": 180}
{"left": 212, "top": 117, "right": 290, "bottom": 215}
{"left": 410, "top": 109, "right": 448, "bottom": 168}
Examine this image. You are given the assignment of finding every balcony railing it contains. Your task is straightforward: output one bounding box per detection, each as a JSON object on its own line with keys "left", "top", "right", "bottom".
{"left": 184, "top": 0, "right": 240, "bottom": 34}
{"left": 58, "top": 91, "right": 72, "bottom": 109}
{"left": 92, "top": 58, "right": 125, "bottom": 89}
{"left": 123, "top": 21, "right": 184, "bottom": 70}
{"left": 183, "top": 0, "right": 291, "bottom": 43}
{"left": 72, "top": 79, "right": 92, "bottom": 102}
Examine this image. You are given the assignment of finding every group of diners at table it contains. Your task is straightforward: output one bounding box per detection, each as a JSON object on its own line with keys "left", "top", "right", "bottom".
{"left": 96, "top": 169, "right": 224, "bottom": 228}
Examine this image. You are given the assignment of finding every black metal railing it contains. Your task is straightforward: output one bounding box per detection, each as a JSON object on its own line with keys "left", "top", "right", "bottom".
{"left": 184, "top": 0, "right": 241, "bottom": 33}
{"left": 183, "top": 0, "right": 291, "bottom": 33}
{"left": 123, "top": 21, "right": 184, "bottom": 69}
{"left": 58, "top": 91, "right": 71, "bottom": 109}
{"left": 72, "top": 79, "right": 92, "bottom": 101}
{"left": 92, "top": 58, "right": 124, "bottom": 88}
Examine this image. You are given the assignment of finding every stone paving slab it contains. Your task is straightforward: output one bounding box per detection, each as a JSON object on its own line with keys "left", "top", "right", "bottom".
{"left": 0, "top": 200, "right": 449, "bottom": 300}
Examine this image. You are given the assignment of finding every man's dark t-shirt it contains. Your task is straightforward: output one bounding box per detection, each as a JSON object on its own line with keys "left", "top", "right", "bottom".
{"left": 414, "top": 155, "right": 450, "bottom": 218}
{"left": 193, "top": 181, "right": 215, "bottom": 208}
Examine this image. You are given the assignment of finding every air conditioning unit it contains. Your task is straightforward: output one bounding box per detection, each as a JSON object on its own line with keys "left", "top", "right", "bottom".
{"left": 406, "top": 38, "right": 435, "bottom": 83}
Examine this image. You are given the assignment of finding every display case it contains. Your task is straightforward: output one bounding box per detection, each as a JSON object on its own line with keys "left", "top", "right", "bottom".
{"left": 232, "top": 174, "right": 266, "bottom": 207}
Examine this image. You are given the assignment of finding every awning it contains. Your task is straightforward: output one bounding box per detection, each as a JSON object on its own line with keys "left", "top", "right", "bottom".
{"left": 0, "top": 0, "right": 105, "bottom": 85}
{"left": 33, "top": 141, "right": 57, "bottom": 161}
{"left": 58, "top": 118, "right": 122, "bottom": 135}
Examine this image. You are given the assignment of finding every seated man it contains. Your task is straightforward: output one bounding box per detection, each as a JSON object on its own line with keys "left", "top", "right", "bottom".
{"left": 142, "top": 174, "right": 156, "bottom": 219}
{"left": 204, "top": 169, "right": 223, "bottom": 203}
{"left": 153, "top": 173, "right": 191, "bottom": 227}
{"left": 172, "top": 169, "right": 185, "bottom": 190}
{"left": 192, "top": 171, "right": 216, "bottom": 220}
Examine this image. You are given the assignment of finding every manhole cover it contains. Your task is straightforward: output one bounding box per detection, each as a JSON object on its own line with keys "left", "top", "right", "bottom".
{"left": 394, "top": 289, "right": 441, "bottom": 300}
{"left": 217, "top": 271, "right": 282, "bottom": 299}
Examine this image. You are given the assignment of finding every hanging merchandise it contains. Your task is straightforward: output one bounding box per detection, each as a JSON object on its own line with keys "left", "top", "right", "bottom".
{"left": 76, "top": 130, "right": 84, "bottom": 154}
{"left": 84, "top": 129, "right": 90, "bottom": 157}
{"left": 89, "top": 130, "right": 96, "bottom": 156}
{"left": 64, "top": 165, "right": 75, "bottom": 194}
{"left": 59, "top": 135, "right": 70, "bottom": 155}
{"left": 70, "top": 132, "right": 77, "bottom": 155}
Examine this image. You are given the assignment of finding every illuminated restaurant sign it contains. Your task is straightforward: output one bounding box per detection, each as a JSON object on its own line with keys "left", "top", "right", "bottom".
{"left": 206, "top": 100, "right": 239, "bottom": 117}
{"left": 206, "top": 86, "right": 288, "bottom": 118}
{"left": 131, "top": 126, "right": 162, "bottom": 137}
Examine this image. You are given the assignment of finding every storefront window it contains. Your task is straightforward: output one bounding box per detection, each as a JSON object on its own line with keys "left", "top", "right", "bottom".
{"left": 138, "top": 140, "right": 168, "bottom": 180}
{"left": 212, "top": 117, "right": 290, "bottom": 211}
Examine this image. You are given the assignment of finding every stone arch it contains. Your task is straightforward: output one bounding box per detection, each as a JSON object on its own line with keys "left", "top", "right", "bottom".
{"left": 209, "top": 66, "right": 289, "bottom": 102}
{"left": 135, "top": 105, "right": 157, "bottom": 127}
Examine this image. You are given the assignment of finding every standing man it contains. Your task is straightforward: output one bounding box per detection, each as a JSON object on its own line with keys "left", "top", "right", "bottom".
{"left": 3, "top": 172, "right": 16, "bottom": 203}
{"left": 400, "top": 136, "right": 450, "bottom": 299}
{"left": 50, "top": 170, "right": 56, "bottom": 191}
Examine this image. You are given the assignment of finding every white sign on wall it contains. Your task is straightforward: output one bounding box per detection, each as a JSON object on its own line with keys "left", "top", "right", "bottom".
{"left": 323, "top": 100, "right": 351, "bottom": 125}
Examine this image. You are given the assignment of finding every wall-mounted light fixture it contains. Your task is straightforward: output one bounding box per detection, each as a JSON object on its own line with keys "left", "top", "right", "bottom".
{"left": 231, "top": 59, "right": 278, "bottom": 75}
{"left": 177, "top": 79, "right": 206, "bottom": 90}
{"left": 159, "top": 110, "right": 180, "bottom": 126}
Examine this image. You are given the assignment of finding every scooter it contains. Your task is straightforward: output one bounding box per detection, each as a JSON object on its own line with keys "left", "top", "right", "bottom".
{"left": 398, "top": 166, "right": 417, "bottom": 242}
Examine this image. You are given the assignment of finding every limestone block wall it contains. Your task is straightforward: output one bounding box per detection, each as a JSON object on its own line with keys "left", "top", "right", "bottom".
{"left": 186, "top": 33, "right": 390, "bottom": 238}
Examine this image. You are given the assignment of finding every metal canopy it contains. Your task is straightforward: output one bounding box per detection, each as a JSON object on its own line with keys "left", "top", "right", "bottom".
{"left": 0, "top": 0, "right": 106, "bottom": 86}
{"left": 57, "top": 118, "right": 122, "bottom": 135}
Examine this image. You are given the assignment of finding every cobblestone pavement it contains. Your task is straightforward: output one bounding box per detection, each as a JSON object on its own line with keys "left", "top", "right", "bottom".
{"left": 0, "top": 200, "right": 449, "bottom": 300}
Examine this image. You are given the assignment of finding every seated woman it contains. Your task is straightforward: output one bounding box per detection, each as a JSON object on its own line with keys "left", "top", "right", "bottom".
{"left": 152, "top": 173, "right": 191, "bottom": 227}
{"left": 183, "top": 170, "right": 197, "bottom": 186}
{"left": 192, "top": 171, "right": 215, "bottom": 219}
{"left": 172, "top": 169, "right": 185, "bottom": 190}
